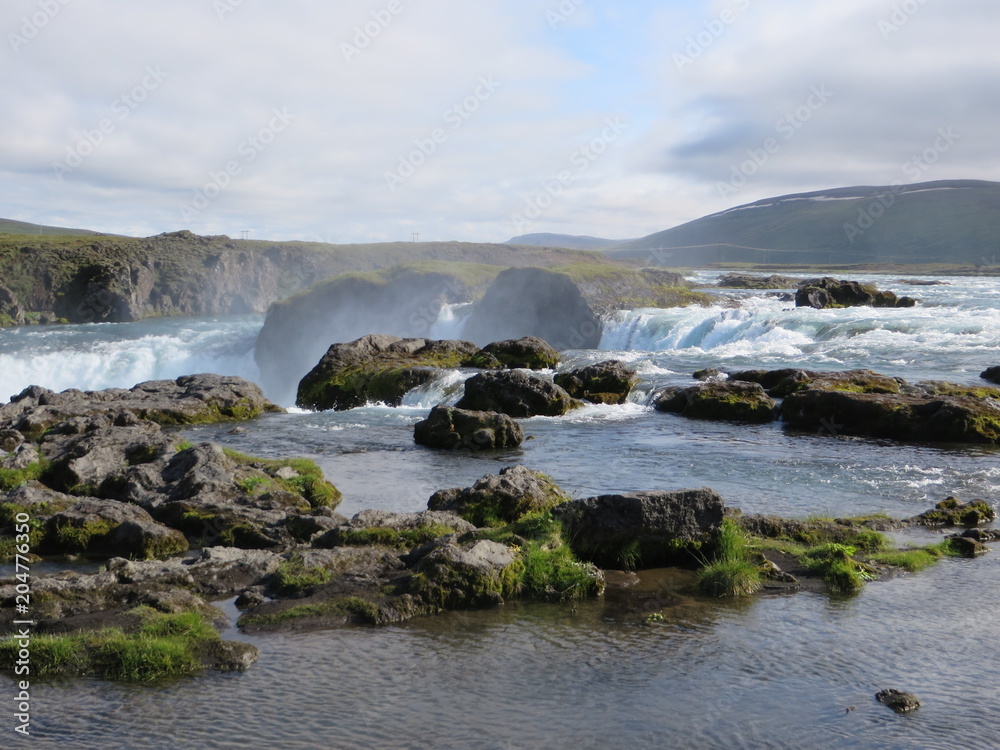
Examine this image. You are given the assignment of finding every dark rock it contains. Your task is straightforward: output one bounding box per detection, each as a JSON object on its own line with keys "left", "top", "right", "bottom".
{"left": 795, "top": 277, "right": 917, "bottom": 309}
{"left": 692, "top": 368, "right": 726, "bottom": 382}
{"left": 730, "top": 368, "right": 903, "bottom": 398}
{"left": 461, "top": 267, "right": 602, "bottom": 350}
{"left": 411, "top": 539, "right": 520, "bottom": 610}
{"left": 781, "top": 389, "right": 1000, "bottom": 444}
{"left": 654, "top": 381, "right": 778, "bottom": 423}
{"left": 945, "top": 536, "right": 990, "bottom": 557}
{"left": 470, "top": 336, "right": 560, "bottom": 370}
{"left": 911, "top": 497, "right": 995, "bottom": 527}
{"left": 1, "top": 374, "right": 282, "bottom": 439}
{"left": 876, "top": 689, "right": 921, "bottom": 714}
{"left": 42, "top": 498, "right": 189, "bottom": 559}
{"left": 413, "top": 405, "right": 524, "bottom": 451}
{"left": 235, "top": 588, "right": 266, "bottom": 609}
{"left": 428, "top": 465, "right": 570, "bottom": 527}
{"left": 982, "top": 366, "right": 1000, "bottom": 384}
{"left": 554, "top": 360, "right": 638, "bottom": 404}
{"left": 0, "top": 284, "right": 25, "bottom": 326}
{"left": 552, "top": 488, "right": 725, "bottom": 568}
{"left": 456, "top": 370, "right": 582, "bottom": 417}
{"left": 295, "top": 334, "right": 480, "bottom": 411}
{"left": 716, "top": 274, "right": 799, "bottom": 289}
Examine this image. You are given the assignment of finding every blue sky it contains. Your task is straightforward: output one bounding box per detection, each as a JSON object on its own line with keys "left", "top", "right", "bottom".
{"left": 2, "top": 0, "right": 996, "bottom": 243}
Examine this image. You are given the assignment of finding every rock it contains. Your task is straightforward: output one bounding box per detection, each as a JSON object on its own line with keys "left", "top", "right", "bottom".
{"left": 911, "top": 497, "right": 995, "bottom": 527}
{"left": 0, "top": 284, "right": 25, "bottom": 326}
{"left": 295, "top": 334, "right": 480, "bottom": 411}
{"left": 693, "top": 368, "right": 727, "bottom": 382}
{"left": 554, "top": 360, "right": 638, "bottom": 404}
{"left": 795, "top": 277, "right": 917, "bottom": 309}
{"left": 945, "top": 536, "right": 990, "bottom": 557}
{"left": 653, "top": 381, "right": 778, "bottom": 423}
{"left": 0, "top": 429, "right": 24, "bottom": 453}
{"left": 428, "top": 465, "right": 570, "bottom": 527}
{"left": 456, "top": 370, "right": 582, "bottom": 417}
{"left": 716, "top": 274, "right": 799, "bottom": 289}
{"left": 875, "top": 689, "right": 921, "bottom": 714}
{"left": 315, "top": 509, "right": 475, "bottom": 549}
{"left": 411, "top": 539, "right": 520, "bottom": 610}
{"left": 781, "top": 389, "right": 1000, "bottom": 444}
{"left": 42, "top": 498, "right": 189, "bottom": 559}
{"left": 1, "top": 374, "right": 282, "bottom": 439}
{"left": 461, "top": 267, "right": 602, "bottom": 350}
{"left": 235, "top": 588, "right": 266, "bottom": 609}
{"left": 981, "top": 366, "right": 1000, "bottom": 384}
{"left": 413, "top": 405, "right": 524, "bottom": 451}
{"left": 1, "top": 443, "right": 39, "bottom": 470}
{"left": 730, "top": 368, "right": 903, "bottom": 398}
{"left": 552, "top": 488, "right": 725, "bottom": 568}
{"left": 469, "top": 336, "right": 560, "bottom": 369}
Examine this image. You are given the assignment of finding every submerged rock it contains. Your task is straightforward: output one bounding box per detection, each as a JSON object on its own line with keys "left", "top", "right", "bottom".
{"left": 553, "top": 488, "right": 725, "bottom": 568}
{"left": 456, "top": 370, "right": 582, "bottom": 417}
{"left": 413, "top": 405, "right": 524, "bottom": 451}
{"left": 876, "top": 689, "right": 921, "bottom": 714}
{"left": 554, "top": 360, "right": 638, "bottom": 405}
{"left": 654, "top": 381, "right": 778, "bottom": 423}
{"left": 795, "top": 277, "right": 917, "bottom": 309}
{"left": 296, "top": 334, "right": 480, "bottom": 411}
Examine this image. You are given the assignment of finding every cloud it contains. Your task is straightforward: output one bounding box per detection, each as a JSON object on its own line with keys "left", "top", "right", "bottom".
{"left": 1, "top": 0, "right": 997, "bottom": 243}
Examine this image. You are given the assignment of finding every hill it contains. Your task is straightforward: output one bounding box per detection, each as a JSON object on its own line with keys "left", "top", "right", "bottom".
{"left": 0, "top": 217, "right": 112, "bottom": 236}
{"left": 506, "top": 233, "right": 634, "bottom": 251}
{"left": 607, "top": 180, "right": 1000, "bottom": 267}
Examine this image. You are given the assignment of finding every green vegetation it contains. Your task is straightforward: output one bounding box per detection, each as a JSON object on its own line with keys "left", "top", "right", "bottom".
{"left": 222, "top": 449, "right": 342, "bottom": 510}
{"left": 800, "top": 543, "right": 877, "bottom": 594}
{"left": 0, "top": 461, "right": 49, "bottom": 491}
{"left": 918, "top": 497, "right": 995, "bottom": 527}
{"left": 698, "top": 520, "right": 763, "bottom": 597}
{"left": 236, "top": 476, "right": 269, "bottom": 494}
{"left": 271, "top": 554, "right": 335, "bottom": 596}
{"left": 48, "top": 517, "right": 117, "bottom": 554}
{"left": 0, "top": 607, "right": 238, "bottom": 681}
{"left": 239, "top": 596, "right": 381, "bottom": 628}
{"left": 333, "top": 523, "right": 457, "bottom": 550}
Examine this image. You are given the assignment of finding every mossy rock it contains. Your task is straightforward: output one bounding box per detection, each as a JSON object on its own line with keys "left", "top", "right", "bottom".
{"left": 428, "top": 466, "right": 570, "bottom": 528}
{"left": 554, "top": 360, "right": 638, "bottom": 405}
{"left": 654, "top": 381, "right": 778, "bottom": 423}
{"left": 913, "top": 497, "right": 995, "bottom": 527}
{"left": 468, "top": 336, "right": 560, "bottom": 370}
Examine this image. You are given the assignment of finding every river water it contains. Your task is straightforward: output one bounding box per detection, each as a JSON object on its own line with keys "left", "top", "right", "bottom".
{"left": 3, "top": 272, "right": 999, "bottom": 749}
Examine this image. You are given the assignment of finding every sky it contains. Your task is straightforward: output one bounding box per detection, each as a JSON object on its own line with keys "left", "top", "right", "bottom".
{"left": 2, "top": 0, "right": 996, "bottom": 244}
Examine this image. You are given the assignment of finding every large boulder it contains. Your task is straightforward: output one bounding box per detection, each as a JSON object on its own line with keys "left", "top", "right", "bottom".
{"left": 296, "top": 334, "right": 479, "bottom": 411}
{"left": 654, "top": 381, "right": 777, "bottom": 423}
{"left": 0, "top": 284, "right": 24, "bottom": 326}
{"left": 1, "top": 374, "right": 282, "bottom": 439}
{"left": 413, "top": 405, "right": 524, "bottom": 451}
{"left": 428, "top": 465, "right": 570, "bottom": 527}
{"left": 410, "top": 539, "right": 521, "bottom": 610}
{"left": 552, "top": 488, "right": 725, "bottom": 568}
{"left": 730, "top": 368, "right": 904, "bottom": 398}
{"left": 456, "top": 370, "right": 582, "bottom": 417}
{"left": 781, "top": 389, "right": 1000, "bottom": 444}
{"left": 468, "top": 336, "right": 560, "bottom": 370}
{"left": 554, "top": 360, "right": 638, "bottom": 405}
{"left": 795, "top": 278, "right": 917, "bottom": 309}
{"left": 461, "top": 267, "right": 602, "bottom": 349}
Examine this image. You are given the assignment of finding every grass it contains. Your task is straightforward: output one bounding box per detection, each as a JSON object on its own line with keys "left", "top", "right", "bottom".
{"left": 698, "top": 520, "right": 764, "bottom": 597}
{"left": 0, "top": 461, "right": 49, "bottom": 491}
{"left": 239, "top": 597, "right": 381, "bottom": 628}
{"left": 0, "top": 608, "right": 225, "bottom": 681}
{"left": 800, "top": 543, "right": 877, "bottom": 594}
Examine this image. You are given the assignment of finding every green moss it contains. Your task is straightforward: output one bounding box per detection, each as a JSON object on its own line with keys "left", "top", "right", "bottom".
{"left": 222, "top": 449, "right": 342, "bottom": 510}
{"left": 698, "top": 520, "right": 764, "bottom": 597}
{"left": 867, "top": 546, "right": 945, "bottom": 572}
{"left": 49, "top": 518, "right": 117, "bottom": 554}
{"left": 239, "top": 596, "right": 381, "bottom": 628}
{"left": 335, "top": 523, "right": 457, "bottom": 550}
{"left": 272, "top": 554, "right": 335, "bottom": 595}
{"left": 0, "top": 461, "right": 48, "bottom": 491}
{"left": 919, "top": 498, "right": 995, "bottom": 527}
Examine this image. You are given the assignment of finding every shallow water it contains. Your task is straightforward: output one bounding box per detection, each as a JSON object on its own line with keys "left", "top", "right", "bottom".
{"left": 3, "top": 271, "right": 1000, "bottom": 749}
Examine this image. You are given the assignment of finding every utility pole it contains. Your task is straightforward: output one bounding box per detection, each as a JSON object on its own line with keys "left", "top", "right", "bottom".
{"left": 412, "top": 233, "right": 420, "bottom": 243}
{"left": 241, "top": 230, "right": 250, "bottom": 240}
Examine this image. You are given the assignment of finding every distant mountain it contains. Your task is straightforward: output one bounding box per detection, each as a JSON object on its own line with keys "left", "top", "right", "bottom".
{"left": 506, "top": 233, "right": 634, "bottom": 251}
{"left": 0, "top": 217, "right": 112, "bottom": 236}
{"left": 607, "top": 180, "right": 1000, "bottom": 267}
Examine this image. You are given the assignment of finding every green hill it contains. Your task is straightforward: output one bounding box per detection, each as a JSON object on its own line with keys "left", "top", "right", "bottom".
{"left": 607, "top": 180, "right": 1000, "bottom": 267}
{"left": 0, "top": 217, "right": 112, "bottom": 236}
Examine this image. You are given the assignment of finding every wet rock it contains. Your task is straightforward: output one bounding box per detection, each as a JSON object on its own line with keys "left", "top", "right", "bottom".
{"left": 456, "top": 370, "right": 583, "bottom": 417}
{"left": 876, "top": 689, "right": 921, "bottom": 714}
{"left": 1, "top": 374, "right": 282, "bottom": 439}
{"left": 42, "top": 498, "right": 189, "bottom": 560}
{"left": 296, "top": 334, "right": 480, "bottom": 411}
{"left": 413, "top": 405, "right": 524, "bottom": 451}
{"left": 428, "top": 465, "right": 570, "bottom": 527}
{"left": 911, "top": 497, "right": 995, "bottom": 527}
{"left": 716, "top": 273, "right": 799, "bottom": 289}
{"left": 781, "top": 390, "right": 1000, "bottom": 444}
{"left": 654, "top": 381, "right": 778, "bottom": 423}
{"left": 554, "top": 360, "right": 638, "bottom": 405}
{"left": 553, "top": 488, "right": 725, "bottom": 568}
{"left": 981, "top": 366, "right": 1000, "bottom": 384}
{"left": 945, "top": 536, "right": 990, "bottom": 558}
{"left": 693, "top": 368, "right": 727, "bottom": 382}
{"left": 795, "top": 278, "right": 917, "bottom": 309}
{"left": 730, "top": 368, "right": 903, "bottom": 398}
{"left": 469, "top": 336, "right": 560, "bottom": 370}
